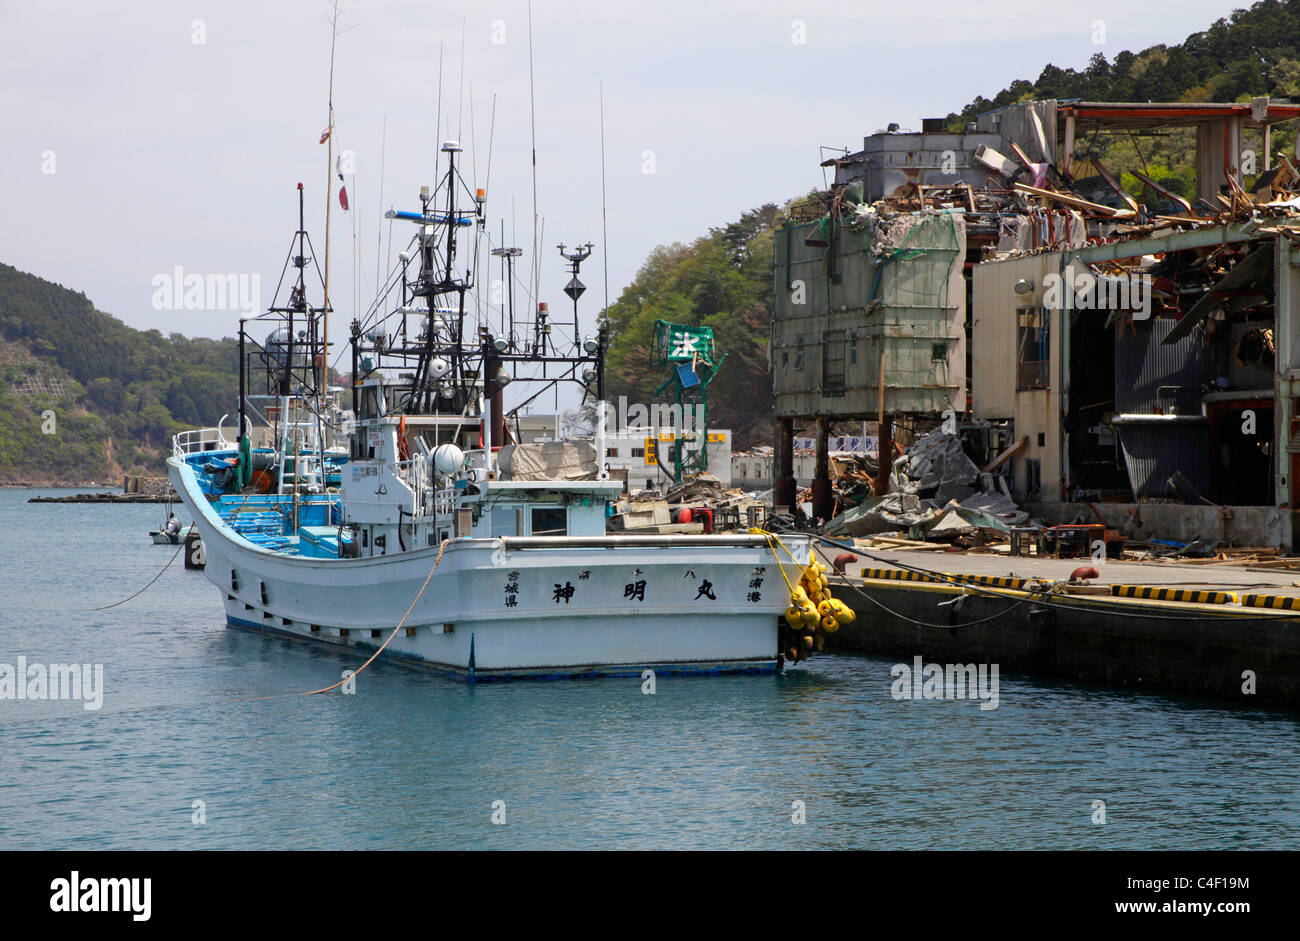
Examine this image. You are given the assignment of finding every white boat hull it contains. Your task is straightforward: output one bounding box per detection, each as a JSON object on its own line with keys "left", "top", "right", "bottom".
{"left": 170, "top": 459, "right": 809, "bottom": 679}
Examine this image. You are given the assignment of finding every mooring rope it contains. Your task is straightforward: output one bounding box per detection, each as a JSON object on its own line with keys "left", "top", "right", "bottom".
{"left": 296, "top": 539, "right": 447, "bottom": 696}
{"left": 832, "top": 569, "right": 1034, "bottom": 629}
{"left": 90, "top": 540, "right": 187, "bottom": 611}
{"left": 23, "top": 540, "right": 455, "bottom": 725}
{"left": 748, "top": 527, "right": 800, "bottom": 598}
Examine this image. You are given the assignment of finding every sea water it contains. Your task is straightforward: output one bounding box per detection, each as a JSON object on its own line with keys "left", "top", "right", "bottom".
{"left": 1, "top": 489, "right": 1296, "bottom": 849}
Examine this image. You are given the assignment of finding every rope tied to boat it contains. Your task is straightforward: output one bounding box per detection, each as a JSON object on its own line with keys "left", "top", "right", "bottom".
{"left": 90, "top": 540, "right": 187, "bottom": 611}
{"left": 749, "top": 527, "right": 855, "bottom": 661}
{"left": 748, "top": 526, "right": 800, "bottom": 598}
{"left": 299, "top": 538, "right": 448, "bottom": 695}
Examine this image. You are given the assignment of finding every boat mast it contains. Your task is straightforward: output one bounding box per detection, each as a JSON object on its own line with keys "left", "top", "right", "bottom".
{"left": 322, "top": 1, "right": 346, "bottom": 392}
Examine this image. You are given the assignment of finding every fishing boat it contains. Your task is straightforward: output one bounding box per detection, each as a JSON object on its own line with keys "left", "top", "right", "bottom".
{"left": 167, "top": 138, "right": 817, "bottom": 680}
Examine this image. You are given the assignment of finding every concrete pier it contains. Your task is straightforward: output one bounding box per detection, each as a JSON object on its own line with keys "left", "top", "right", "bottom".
{"left": 816, "top": 547, "right": 1300, "bottom": 708}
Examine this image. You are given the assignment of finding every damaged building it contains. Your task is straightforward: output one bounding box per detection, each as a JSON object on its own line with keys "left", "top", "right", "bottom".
{"left": 976, "top": 215, "right": 1291, "bottom": 544}
{"left": 773, "top": 99, "right": 1087, "bottom": 520}
{"left": 775, "top": 97, "right": 1300, "bottom": 548}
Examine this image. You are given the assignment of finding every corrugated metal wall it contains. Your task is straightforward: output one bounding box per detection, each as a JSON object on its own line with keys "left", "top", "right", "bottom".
{"left": 1115, "top": 422, "right": 1213, "bottom": 500}
{"left": 1114, "top": 318, "right": 1208, "bottom": 413}
{"left": 1114, "top": 318, "right": 1213, "bottom": 499}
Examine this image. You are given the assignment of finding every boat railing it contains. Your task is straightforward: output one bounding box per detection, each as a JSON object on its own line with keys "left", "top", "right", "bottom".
{"left": 394, "top": 455, "right": 430, "bottom": 515}
{"left": 172, "top": 427, "right": 229, "bottom": 459}
{"left": 433, "top": 484, "right": 456, "bottom": 516}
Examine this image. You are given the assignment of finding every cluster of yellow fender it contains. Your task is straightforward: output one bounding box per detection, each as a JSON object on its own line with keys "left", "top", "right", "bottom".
{"left": 782, "top": 560, "right": 855, "bottom": 662}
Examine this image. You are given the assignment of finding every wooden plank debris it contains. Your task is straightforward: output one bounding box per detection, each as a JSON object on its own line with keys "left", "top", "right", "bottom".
{"left": 1013, "top": 182, "right": 1135, "bottom": 218}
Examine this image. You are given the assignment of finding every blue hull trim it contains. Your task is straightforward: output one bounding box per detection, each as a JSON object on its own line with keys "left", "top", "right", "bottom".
{"left": 224, "top": 614, "right": 778, "bottom": 682}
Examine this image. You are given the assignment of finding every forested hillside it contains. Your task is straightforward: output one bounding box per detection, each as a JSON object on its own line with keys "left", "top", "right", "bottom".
{"left": 944, "top": 0, "right": 1300, "bottom": 164}
{"left": 949, "top": 1, "right": 1300, "bottom": 119}
{"left": 0, "top": 263, "right": 238, "bottom": 484}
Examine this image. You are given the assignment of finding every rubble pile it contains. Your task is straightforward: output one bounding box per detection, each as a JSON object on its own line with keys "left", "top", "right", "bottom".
{"left": 790, "top": 451, "right": 879, "bottom": 521}
{"left": 825, "top": 431, "right": 1029, "bottom": 544}
{"left": 609, "top": 473, "right": 767, "bottom": 534}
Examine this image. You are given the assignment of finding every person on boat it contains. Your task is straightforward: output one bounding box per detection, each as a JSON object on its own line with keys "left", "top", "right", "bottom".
{"left": 165, "top": 514, "right": 181, "bottom": 539}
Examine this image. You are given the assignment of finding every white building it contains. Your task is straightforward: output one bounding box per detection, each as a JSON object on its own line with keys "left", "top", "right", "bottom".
{"left": 602, "top": 427, "right": 732, "bottom": 492}
{"left": 503, "top": 411, "right": 732, "bottom": 492}
{"left": 732, "top": 447, "right": 774, "bottom": 490}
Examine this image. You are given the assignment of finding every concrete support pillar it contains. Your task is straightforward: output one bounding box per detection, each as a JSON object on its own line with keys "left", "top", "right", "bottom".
{"left": 874, "top": 414, "right": 893, "bottom": 497}
{"left": 774, "top": 416, "right": 796, "bottom": 511}
{"left": 812, "top": 416, "right": 834, "bottom": 521}
{"left": 1062, "top": 112, "right": 1076, "bottom": 179}
{"left": 1197, "top": 118, "right": 1244, "bottom": 203}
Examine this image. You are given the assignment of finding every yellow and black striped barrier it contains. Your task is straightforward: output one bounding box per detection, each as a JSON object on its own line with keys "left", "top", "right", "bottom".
{"left": 948, "top": 574, "right": 1030, "bottom": 591}
{"left": 1240, "top": 593, "right": 1300, "bottom": 611}
{"left": 859, "top": 569, "right": 1029, "bottom": 590}
{"left": 860, "top": 567, "right": 942, "bottom": 584}
{"left": 1111, "top": 585, "right": 1237, "bottom": 605}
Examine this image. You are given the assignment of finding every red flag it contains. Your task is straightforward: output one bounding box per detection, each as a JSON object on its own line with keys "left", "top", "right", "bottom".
{"left": 338, "top": 185, "right": 349, "bottom": 210}
{"left": 319, "top": 125, "right": 331, "bottom": 144}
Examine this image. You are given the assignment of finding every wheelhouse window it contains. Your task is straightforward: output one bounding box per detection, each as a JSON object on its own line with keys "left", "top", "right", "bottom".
{"left": 358, "top": 385, "right": 382, "bottom": 420}
{"left": 491, "top": 508, "right": 520, "bottom": 538}
{"left": 531, "top": 507, "right": 567, "bottom": 536}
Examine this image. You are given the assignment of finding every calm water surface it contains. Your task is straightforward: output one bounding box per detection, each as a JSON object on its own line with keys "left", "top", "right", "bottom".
{"left": 0, "top": 489, "right": 1296, "bottom": 849}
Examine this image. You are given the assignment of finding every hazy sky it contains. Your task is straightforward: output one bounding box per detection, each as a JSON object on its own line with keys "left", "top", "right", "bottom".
{"left": 1, "top": 0, "right": 1241, "bottom": 351}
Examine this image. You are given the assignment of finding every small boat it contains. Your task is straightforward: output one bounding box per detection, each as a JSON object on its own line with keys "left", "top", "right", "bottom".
{"left": 148, "top": 523, "right": 195, "bottom": 545}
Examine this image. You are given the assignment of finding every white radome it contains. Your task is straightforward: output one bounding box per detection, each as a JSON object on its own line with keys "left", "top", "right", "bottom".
{"left": 432, "top": 443, "right": 465, "bottom": 477}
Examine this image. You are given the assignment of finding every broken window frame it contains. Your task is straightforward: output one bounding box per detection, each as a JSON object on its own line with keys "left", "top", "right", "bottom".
{"left": 1016, "top": 305, "right": 1051, "bottom": 391}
